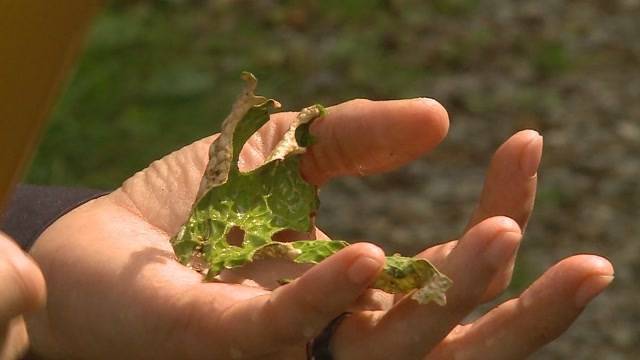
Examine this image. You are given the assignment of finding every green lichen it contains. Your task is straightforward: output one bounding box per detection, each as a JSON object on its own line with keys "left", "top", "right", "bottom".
{"left": 171, "top": 72, "right": 452, "bottom": 305}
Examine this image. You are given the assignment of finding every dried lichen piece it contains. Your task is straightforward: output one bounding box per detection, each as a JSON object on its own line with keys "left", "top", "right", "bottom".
{"left": 171, "top": 72, "right": 326, "bottom": 278}
{"left": 170, "top": 72, "right": 452, "bottom": 305}
{"left": 374, "top": 254, "right": 453, "bottom": 305}
{"left": 195, "top": 72, "right": 280, "bottom": 199}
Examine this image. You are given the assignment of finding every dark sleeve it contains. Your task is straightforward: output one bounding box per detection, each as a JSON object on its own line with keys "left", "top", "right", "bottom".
{"left": 0, "top": 184, "right": 109, "bottom": 250}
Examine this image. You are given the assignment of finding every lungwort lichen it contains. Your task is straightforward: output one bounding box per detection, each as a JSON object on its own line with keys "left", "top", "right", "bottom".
{"left": 171, "top": 72, "right": 452, "bottom": 305}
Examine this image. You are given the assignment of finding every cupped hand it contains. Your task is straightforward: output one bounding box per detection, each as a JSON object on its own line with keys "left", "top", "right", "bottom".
{"left": 26, "top": 98, "right": 613, "bottom": 359}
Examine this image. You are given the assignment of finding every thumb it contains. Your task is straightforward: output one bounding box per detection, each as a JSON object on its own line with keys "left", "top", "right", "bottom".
{"left": 211, "top": 243, "right": 384, "bottom": 358}
{"left": 298, "top": 98, "right": 449, "bottom": 185}
{"left": 0, "top": 233, "right": 46, "bottom": 324}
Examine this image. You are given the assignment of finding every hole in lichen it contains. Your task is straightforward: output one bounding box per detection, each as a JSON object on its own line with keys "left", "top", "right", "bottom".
{"left": 226, "top": 226, "right": 245, "bottom": 246}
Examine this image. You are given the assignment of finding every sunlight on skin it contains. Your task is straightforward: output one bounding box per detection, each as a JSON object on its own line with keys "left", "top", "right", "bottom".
{"left": 25, "top": 99, "right": 613, "bottom": 359}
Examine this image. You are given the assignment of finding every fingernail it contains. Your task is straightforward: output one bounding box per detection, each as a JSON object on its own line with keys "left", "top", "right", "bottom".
{"left": 519, "top": 132, "right": 543, "bottom": 177}
{"left": 347, "top": 256, "right": 383, "bottom": 285}
{"left": 575, "top": 275, "right": 614, "bottom": 308}
{"left": 417, "top": 97, "right": 438, "bottom": 105}
{"left": 485, "top": 231, "right": 521, "bottom": 268}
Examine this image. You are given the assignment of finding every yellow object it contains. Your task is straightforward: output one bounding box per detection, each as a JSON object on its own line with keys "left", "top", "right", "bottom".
{"left": 0, "top": 1, "right": 102, "bottom": 211}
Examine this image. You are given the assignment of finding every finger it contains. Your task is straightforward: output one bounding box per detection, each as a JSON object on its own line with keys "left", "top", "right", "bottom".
{"left": 428, "top": 255, "right": 614, "bottom": 359}
{"left": 415, "top": 131, "right": 541, "bottom": 303}
{"left": 414, "top": 240, "right": 458, "bottom": 268}
{"left": 334, "top": 217, "right": 521, "bottom": 360}
{"left": 267, "top": 98, "right": 449, "bottom": 185}
{"left": 202, "top": 243, "right": 385, "bottom": 358}
{"left": 304, "top": 98, "right": 449, "bottom": 185}
{"left": 465, "top": 129, "right": 542, "bottom": 232}
{"left": 462, "top": 130, "right": 542, "bottom": 302}
{"left": 0, "top": 232, "right": 46, "bottom": 323}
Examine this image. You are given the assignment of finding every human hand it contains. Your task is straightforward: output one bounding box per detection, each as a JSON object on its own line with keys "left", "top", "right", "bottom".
{"left": 330, "top": 129, "right": 615, "bottom": 359}
{"left": 26, "top": 99, "right": 613, "bottom": 359}
{"left": 0, "top": 232, "right": 46, "bottom": 360}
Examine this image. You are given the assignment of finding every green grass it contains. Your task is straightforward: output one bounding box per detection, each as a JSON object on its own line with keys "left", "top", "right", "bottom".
{"left": 27, "top": 5, "right": 227, "bottom": 188}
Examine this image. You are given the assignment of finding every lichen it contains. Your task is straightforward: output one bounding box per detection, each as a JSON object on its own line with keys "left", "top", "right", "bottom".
{"left": 171, "top": 72, "right": 452, "bottom": 304}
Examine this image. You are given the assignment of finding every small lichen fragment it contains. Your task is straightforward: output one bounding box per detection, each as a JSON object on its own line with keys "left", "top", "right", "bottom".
{"left": 170, "top": 72, "right": 452, "bottom": 305}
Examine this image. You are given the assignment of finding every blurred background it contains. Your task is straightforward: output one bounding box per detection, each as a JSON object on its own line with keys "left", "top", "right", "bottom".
{"left": 25, "top": 1, "right": 639, "bottom": 358}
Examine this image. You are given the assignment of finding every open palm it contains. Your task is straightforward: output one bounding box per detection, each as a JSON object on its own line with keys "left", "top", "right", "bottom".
{"left": 27, "top": 99, "right": 613, "bottom": 359}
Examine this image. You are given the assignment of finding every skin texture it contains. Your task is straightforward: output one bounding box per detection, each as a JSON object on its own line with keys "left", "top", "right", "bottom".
{"left": 24, "top": 98, "right": 614, "bottom": 359}
{"left": 0, "top": 232, "right": 46, "bottom": 360}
